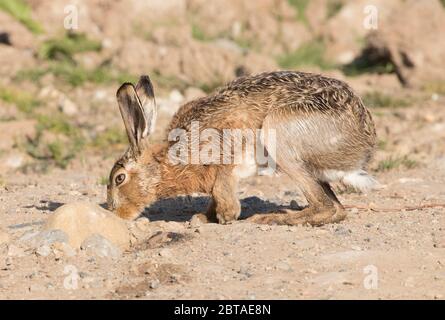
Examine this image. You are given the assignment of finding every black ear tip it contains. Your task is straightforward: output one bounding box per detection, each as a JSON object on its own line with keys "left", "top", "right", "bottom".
{"left": 139, "top": 75, "right": 151, "bottom": 82}
{"left": 137, "top": 75, "right": 155, "bottom": 95}
{"left": 116, "top": 82, "right": 135, "bottom": 97}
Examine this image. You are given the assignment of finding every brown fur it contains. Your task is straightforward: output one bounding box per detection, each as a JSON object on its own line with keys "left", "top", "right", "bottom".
{"left": 107, "top": 71, "right": 376, "bottom": 225}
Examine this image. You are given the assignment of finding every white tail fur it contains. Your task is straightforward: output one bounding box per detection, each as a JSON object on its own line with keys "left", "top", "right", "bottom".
{"left": 321, "top": 169, "right": 380, "bottom": 192}
{"left": 342, "top": 170, "right": 380, "bottom": 192}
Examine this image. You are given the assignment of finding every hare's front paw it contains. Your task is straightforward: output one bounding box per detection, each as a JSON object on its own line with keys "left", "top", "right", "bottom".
{"left": 214, "top": 199, "right": 241, "bottom": 224}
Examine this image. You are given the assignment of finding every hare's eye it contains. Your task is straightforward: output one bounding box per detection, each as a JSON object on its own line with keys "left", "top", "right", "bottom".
{"left": 115, "top": 173, "right": 126, "bottom": 186}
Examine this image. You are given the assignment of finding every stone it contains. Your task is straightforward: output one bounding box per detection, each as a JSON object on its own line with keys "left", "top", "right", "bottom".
{"left": 36, "top": 245, "right": 51, "bottom": 257}
{"left": 45, "top": 202, "right": 130, "bottom": 249}
{"left": 7, "top": 244, "right": 25, "bottom": 257}
{"left": 184, "top": 87, "right": 206, "bottom": 101}
{"left": 149, "top": 279, "right": 160, "bottom": 289}
{"left": 134, "top": 217, "right": 151, "bottom": 232}
{"left": 0, "top": 229, "right": 10, "bottom": 245}
{"left": 30, "top": 229, "right": 69, "bottom": 247}
{"left": 159, "top": 248, "right": 172, "bottom": 258}
{"left": 275, "top": 261, "right": 292, "bottom": 272}
{"left": 58, "top": 97, "right": 78, "bottom": 116}
{"left": 189, "top": 214, "right": 204, "bottom": 228}
{"left": 52, "top": 242, "right": 76, "bottom": 257}
{"left": 81, "top": 234, "right": 121, "bottom": 258}
{"left": 4, "top": 152, "right": 24, "bottom": 169}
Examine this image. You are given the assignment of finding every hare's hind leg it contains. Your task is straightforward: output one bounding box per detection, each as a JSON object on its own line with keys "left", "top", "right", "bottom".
{"left": 248, "top": 165, "right": 345, "bottom": 226}
{"left": 248, "top": 111, "right": 346, "bottom": 226}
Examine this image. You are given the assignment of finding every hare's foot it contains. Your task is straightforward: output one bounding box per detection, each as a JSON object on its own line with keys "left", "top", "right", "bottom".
{"left": 247, "top": 204, "right": 346, "bottom": 226}
{"left": 211, "top": 169, "right": 241, "bottom": 224}
{"left": 248, "top": 167, "right": 347, "bottom": 226}
{"left": 246, "top": 208, "right": 309, "bottom": 225}
{"left": 196, "top": 198, "right": 218, "bottom": 223}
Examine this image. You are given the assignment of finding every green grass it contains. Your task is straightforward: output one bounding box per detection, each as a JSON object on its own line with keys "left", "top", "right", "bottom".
{"left": 342, "top": 55, "right": 395, "bottom": 77}
{"left": 98, "top": 176, "right": 109, "bottom": 186}
{"left": 0, "top": 86, "right": 39, "bottom": 113}
{"left": 440, "top": 0, "right": 445, "bottom": 8}
{"left": 277, "top": 40, "right": 335, "bottom": 70}
{"left": 288, "top": 0, "right": 310, "bottom": 24}
{"left": 377, "top": 156, "right": 418, "bottom": 172}
{"left": 92, "top": 127, "right": 127, "bottom": 148}
{"left": 0, "top": 0, "right": 43, "bottom": 34}
{"left": 14, "top": 32, "right": 132, "bottom": 87}
{"left": 363, "top": 91, "right": 410, "bottom": 109}
{"left": 191, "top": 24, "right": 213, "bottom": 42}
{"left": 16, "top": 62, "right": 137, "bottom": 87}
{"left": 23, "top": 114, "right": 85, "bottom": 169}
{"left": 197, "top": 80, "right": 225, "bottom": 94}
{"left": 36, "top": 114, "right": 80, "bottom": 136}
{"left": 422, "top": 81, "right": 445, "bottom": 95}
{"left": 39, "top": 33, "right": 102, "bottom": 61}
{"left": 377, "top": 139, "right": 388, "bottom": 150}
{"left": 326, "top": 0, "right": 343, "bottom": 19}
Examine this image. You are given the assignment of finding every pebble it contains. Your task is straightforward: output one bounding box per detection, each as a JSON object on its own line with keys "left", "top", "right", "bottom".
{"left": 36, "top": 245, "right": 52, "bottom": 257}
{"left": 4, "top": 153, "right": 24, "bottom": 169}
{"left": 0, "top": 229, "right": 10, "bottom": 245}
{"left": 159, "top": 248, "right": 172, "bottom": 258}
{"left": 184, "top": 87, "right": 206, "bottom": 101}
{"left": 275, "top": 261, "right": 292, "bottom": 272}
{"left": 290, "top": 200, "right": 301, "bottom": 210}
{"left": 149, "top": 279, "right": 160, "bottom": 289}
{"left": 81, "top": 234, "right": 121, "bottom": 258}
{"left": 350, "top": 208, "right": 359, "bottom": 214}
{"left": 403, "top": 276, "right": 415, "bottom": 288}
{"left": 189, "top": 214, "right": 203, "bottom": 228}
{"left": 58, "top": 97, "right": 78, "bottom": 116}
{"left": 134, "top": 217, "right": 151, "bottom": 232}
{"left": 32, "top": 229, "right": 69, "bottom": 247}
{"left": 52, "top": 242, "right": 76, "bottom": 257}
{"left": 7, "top": 244, "right": 26, "bottom": 257}
{"left": 259, "top": 225, "right": 271, "bottom": 232}
{"left": 334, "top": 226, "right": 351, "bottom": 236}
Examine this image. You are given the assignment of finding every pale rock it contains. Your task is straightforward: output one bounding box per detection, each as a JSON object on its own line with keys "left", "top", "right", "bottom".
{"left": 4, "top": 152, "right": 24, "bottom": 169}
{"left": 81, "top": 234, "right": 121, "bottom": 258}
{"left": 135, "top": 217, "right": 151, "bottom": 232}
{"left": 0, "top": 229, "right": 10, "bottom": 245}
{"left": 184, "top": 87, "right": 206, "bottom": 101}
{"left": 36, "top": 245, "right": 51, "bottom": 257}
{"left": 52, "top": 242, "right": 76, "bottom": 258}
{"left": 169, "top": 89, "right": 184, "bottom": 104}
{"left": 7, "top": 244, "right": 25, "bottom": 257}
{"left": 58, "top": 97, "right": 78, "bottom": 116}
{"left": 44, "top": 202, "right": 130, "bottom": 249}
{"left": 159, "top": 248, "right": 172, "bottom": 258}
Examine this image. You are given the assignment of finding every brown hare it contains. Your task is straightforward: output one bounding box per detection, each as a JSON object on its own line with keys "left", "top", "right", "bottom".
{"left": 107, "top": 71, "right": 377, "bottom": 226}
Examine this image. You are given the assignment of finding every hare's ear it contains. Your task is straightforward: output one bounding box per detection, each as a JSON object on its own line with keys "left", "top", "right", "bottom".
{"left": 135, "top": 75, "right": 157, "bottom": 136}
{"left": 116, "top": 76, "right": 156, "bottom": 154}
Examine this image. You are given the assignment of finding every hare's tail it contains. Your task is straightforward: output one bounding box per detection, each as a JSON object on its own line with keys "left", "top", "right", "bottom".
{"left": 342, "top": 170, "right": 380, "bottom": 192}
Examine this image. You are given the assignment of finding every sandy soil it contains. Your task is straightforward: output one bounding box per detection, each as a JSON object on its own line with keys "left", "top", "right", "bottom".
{"left": 1, "top": 96, "right": 445, "bottom": 300}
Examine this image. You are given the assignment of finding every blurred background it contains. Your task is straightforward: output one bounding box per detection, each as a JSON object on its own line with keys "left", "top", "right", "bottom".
{"left": 0, "top": 0, "right": 445, "bottom": 181}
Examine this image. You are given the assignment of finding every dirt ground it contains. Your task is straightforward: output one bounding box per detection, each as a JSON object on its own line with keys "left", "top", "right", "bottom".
{"left": 1, "top": 94, "right": 445, "bottom": 300}
{"left": 1, "top": 0, "right": 445, "bottom": 300}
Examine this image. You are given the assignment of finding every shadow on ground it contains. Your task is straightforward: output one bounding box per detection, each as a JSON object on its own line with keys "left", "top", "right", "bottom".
{"left": 144, "top": 196, "right": 295, "bottom": 222}
{"left": 32, "top": 196, "right": 299, "bottom": 222}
